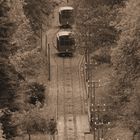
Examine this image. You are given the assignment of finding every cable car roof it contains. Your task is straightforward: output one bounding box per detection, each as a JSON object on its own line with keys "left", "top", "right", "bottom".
{"left": 57, "top": 30, "right": 72, "bottom": 37}
{"left": 59, "top": 6, "right": 74, "bottom": 12}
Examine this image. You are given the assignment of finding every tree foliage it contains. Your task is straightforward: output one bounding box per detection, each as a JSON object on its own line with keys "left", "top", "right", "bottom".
{"left": 0, "top": 0, "right": 49, "bottom": 138}
{"left": 0, "top": 109, "right": 17, "bottom": 139}
{"left": 23, "top": 0, "right": 56, "bottom": 34}
{"left": 110, "top": 0, "right": 140, "bottom": 113}
{"left": 12, "top": 107, "right": 57, "bottom": 137}
{"left": 76, "top": 0, "right": 140, "bottom": 139}
{"left": 108, "top": 0, "right": 140, "bottom": 138}
{"left": 86, "top": 0, "right": 126, "bottom": 7}
{"left": 76, "top": 0, "right": 120, "bottom": 63}
{"left": 0, "top": 0, "right": 21, "bottom": 109}
{"left": 28, "top": 82, "right": 45, "bottom": 105}
{"left": 0, "top": 1, "right": 23, "bottom": 138}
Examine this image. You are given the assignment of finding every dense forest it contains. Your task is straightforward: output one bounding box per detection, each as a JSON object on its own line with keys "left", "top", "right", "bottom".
{"left": 0, "top": 0, "right": 57, "bottom": 139}
{"left": 76, "top": 0, "right": 140, "bottom": 139}
{"left": 0, "top": 0, "right": 139, "bottom": 139}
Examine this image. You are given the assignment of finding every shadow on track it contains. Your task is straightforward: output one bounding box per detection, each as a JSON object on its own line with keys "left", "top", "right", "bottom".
{"left": 55, "top": 53, "right": 75, "bottom": 58}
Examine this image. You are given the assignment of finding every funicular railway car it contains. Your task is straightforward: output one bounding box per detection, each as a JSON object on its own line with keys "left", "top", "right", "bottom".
{"left": 59, "top": 6, "right": 74, "bottom": 28}
{"left": 56, "top": 30, "right": 75, "bottom": 56}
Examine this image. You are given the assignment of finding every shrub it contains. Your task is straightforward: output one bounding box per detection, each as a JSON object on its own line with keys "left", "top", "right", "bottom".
{"left": 91, "top": 47, "right": 111, "bottom": 64}
{"left": 28, "top": 82, "right": 45, "bottom": 105}
{"left": 0, "top": 110, "right": 17, "bottom": 139}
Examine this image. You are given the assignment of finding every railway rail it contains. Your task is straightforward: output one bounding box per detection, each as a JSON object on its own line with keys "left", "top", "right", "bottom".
{"left": 48, "top": 0, "right": 91, "bottom": 139}
{"left": 52, "top": 48, "right": 88, "bottom": 140}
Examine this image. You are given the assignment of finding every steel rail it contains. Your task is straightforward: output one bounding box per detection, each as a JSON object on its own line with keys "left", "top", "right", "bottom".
{"left": 77, "top": 55, "right": 85, "bottom": 114}
{"left": 69, "top": 57, "right": 78, "bottom": 140}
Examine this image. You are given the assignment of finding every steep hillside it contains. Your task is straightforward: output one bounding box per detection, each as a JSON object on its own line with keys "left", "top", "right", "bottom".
{"left": 76, "top": 0, "right": 140, "bottom": 139}
{"left": 0, "top": 0, "right": 57, "bottom": 139}
{"left": 107, "top": 0, "right": 140, "bottom": 139}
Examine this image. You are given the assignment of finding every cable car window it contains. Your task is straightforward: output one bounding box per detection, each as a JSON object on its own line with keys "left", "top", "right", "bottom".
{"left": 61, "top": 10, "right": 73, "bottom": 18}
{"left": 59, "top": 36, "right": 74, "bottom": 46}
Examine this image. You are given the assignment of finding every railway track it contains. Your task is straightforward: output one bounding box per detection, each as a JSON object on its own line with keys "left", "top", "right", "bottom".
{"left": 63, "top": 57, "right": 77, "bottom": 140}
{"left": 48, "top": 10, "right": 93, "bottom": 140}
{"left": 52, "top": 52, "right": 89, "bottom": 140}
{"left": 49, "top": 1, "right": 90, "bottom": 139}
{"left": 48, "top": 21, "right": 93, "bottom": 140}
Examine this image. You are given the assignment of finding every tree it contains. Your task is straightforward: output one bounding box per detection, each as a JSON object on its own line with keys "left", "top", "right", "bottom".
{"left": 12, "top": 107, "right": 57, "bottom": 139}
{"left": 0, "top": 109, "right": 17, "bottom": 139}
{"left": 28, "top": 82, "right": 45, "bottom": 105}
{"left": 23, "top": 0, "right": 57, "bottom": 34}
{"left": 76, "top": 0, "right": 119, "bottom": 62}
{"left": 108, "top": 0, "right": 140, "bottom": 138}
{"left": 0, "top": 0, "right": 20, "bottom": 109}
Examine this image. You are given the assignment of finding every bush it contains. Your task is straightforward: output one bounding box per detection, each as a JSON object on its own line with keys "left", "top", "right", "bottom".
{"left": 28, "top": 82, "right": 45, "bottom": 105}
{"left": 91, "top": 47, "right": 111, "bottom": 64}
{"left": 0, "top": 110, "right": 17, "bottom": 139}
{"left": 46, "top": 119, "right": 57, "bottom": 135}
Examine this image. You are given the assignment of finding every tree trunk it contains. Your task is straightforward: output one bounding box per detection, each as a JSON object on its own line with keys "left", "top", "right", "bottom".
{"left": 27, "top": 130, "right": 31, "bottom": 140}
{"left": 28, "top": 133, "right": 31, "bottom": 140}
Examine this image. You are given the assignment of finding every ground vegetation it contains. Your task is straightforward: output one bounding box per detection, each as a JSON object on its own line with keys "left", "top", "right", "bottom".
{"left": 0, "top": 0, "right": 56, "bottom": 139}
{"left": 76, "top": 0, "right": 140, "bottom": 139}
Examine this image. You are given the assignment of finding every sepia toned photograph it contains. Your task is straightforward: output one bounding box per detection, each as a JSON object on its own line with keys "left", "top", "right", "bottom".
{"left": 0, "top": 0, "right": 139, "bottom": 140}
